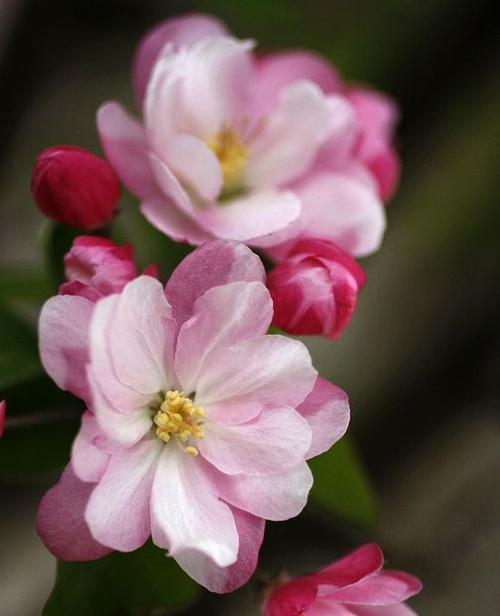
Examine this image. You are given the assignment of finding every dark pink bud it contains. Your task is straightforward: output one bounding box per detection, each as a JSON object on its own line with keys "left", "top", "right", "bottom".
{"left": 0, "top": 400, "right": 5, "bottom": 438}
{"left": 59, "top": 236, "right": 157, "bottom": 301}
{"left": 31, "top": 145, "right": 120, "bottom": 229}
{"left": 262, "top": 544, "right": 422, "bottom": 616}
{"left": 267, "top": 239, "right": 366, "bottom": 339}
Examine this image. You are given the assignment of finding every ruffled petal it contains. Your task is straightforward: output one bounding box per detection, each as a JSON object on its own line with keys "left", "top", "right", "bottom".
{"left": 85, "top": 438, "right": 162, "bottom": 552}
{"left": 195, "top": 335, "right": 317, "bottom": 411}
{"left": 133, "top": 13, "right": 228, "bottom": 106}
{"left": 325, "top": 571, "right": 423, "bottom": 606}
{"left": 298, "top": 376, "right": 350, "bottom": 459}
{"left": 295, "top": 172, "right": 386, "bottom": 257}
{"left": 196, "top": 190, "right": 301, "bottom": 242}
{"left": 150, "top": 446, "right": 238, "bottom": 567}
{"left": 215, "top": 461, "right": 313, "bottom": 521}
{"left": 97, "top": 101, "right": 158, "bottom": 199}
{"left": 165, "top": 240, "right": 265, "bottom": 326}
{"left": 141, "top": 196, "right": 214, "bottom": 245}
{"left": 200, "top": 406, "right": 312, "bottom": 476}
{"left": 247, "top": 81, "right": 332, "bottom": 187}
{"left": 39, "top": 294, "right": 93, "bottom": 404}
{"left": 71, "top": 411, "right": 109, "bottom": 482}
{"left": 145, "top": 35, "right": 254, "bottom": 140}
{"left": 174, "top": 505, "right": 264, "bottom": 594}
{"left": 175, "top": 281, "right": 272, "bottom": 394}
{"left": 164, "top": 134, "right": 223, "bottom": 200}
{"left": 253, "top": 50, "right": 341, "bottom": 114}
{"left": 316, "top": 544, "right": 384, "bottom": 588}
{"left": 37, "top": 464, "right": 112, "bottom": 561}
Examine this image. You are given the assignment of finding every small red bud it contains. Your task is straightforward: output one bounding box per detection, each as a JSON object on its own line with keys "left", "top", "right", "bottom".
{"left": 31, "top": 145, "right": 120, "bottom": 229}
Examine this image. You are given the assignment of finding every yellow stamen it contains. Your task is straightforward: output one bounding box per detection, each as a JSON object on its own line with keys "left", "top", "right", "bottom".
{"left": 154, "top": 390, "right": 205, "bottom": 455}
{"left": 206, "top": 126, "right": 248, "bottom": 197}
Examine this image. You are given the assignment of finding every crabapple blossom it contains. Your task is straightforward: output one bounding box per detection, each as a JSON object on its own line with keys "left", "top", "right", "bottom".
{"left": 97, "top": 13, "right": 390, "bottom": 255}
{"left": 267, "top": 239, "right": 365, "bottom": 339}
{"left": 37, "top": 241, "right": 350, "bottom": 593}
{"left": 31, "top": 146, "right": 120, "bottom": 229}
{"left": 262, "top": 543, "right": 422, "bottom": 616}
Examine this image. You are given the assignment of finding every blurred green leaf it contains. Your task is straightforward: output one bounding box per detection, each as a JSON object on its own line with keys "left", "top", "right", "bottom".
{"left": 0, "top": 417, "right": 78, "bottom": 480}
{"left": 0, "top": 266, "right": 51, "bottom": 301}
{"left": 39, "top": 222, "right": 82, "bottom": 288}
{"left": 0, "top": 303, "right": 42, "bottom": 390}
{"left": 309, "top": 437, "right": 377, "bottom": 528}
{"left": 43, "top": 542, "right": 200, "bottom": 616}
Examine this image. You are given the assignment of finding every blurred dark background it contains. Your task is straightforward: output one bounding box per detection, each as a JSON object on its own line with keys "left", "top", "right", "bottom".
{"left": 0, "top": 1, "right": 499, "bottom": 614}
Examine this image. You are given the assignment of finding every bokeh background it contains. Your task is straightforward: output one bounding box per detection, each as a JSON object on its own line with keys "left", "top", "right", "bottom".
{"left": 0, "top": 0, "right": 499, "bottom": 614}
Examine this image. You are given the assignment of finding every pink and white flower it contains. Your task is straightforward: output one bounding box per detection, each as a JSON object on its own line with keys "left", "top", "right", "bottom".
{"left": 262, "top": 543, "right": 422, "bottom": 616}
{"left": 37, "top": 241, "right": 350, "bottom": 593}
{"left": 97, "top": 13, "right": 391, "bottom": 256}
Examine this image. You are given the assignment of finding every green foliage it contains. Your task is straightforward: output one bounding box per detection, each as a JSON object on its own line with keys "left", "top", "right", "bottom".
{"left": 309, "top": 437, "right": 378, "bottom": 528}
{"left": 43, "top": 543, "right": 200, "bottom": 616}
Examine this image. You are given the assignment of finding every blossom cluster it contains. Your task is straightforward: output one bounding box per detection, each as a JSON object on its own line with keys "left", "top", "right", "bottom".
{"left": 27, "top": 11, "right": 421, "bottom": 613}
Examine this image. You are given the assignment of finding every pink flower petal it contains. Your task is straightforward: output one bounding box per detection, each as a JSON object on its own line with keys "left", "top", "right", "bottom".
{"left": 175, "top": 281, "right": 273, "bottom": 395}
{"left": 248, "top": 81, "right": 333, "bottom": 187}
{"left": 71, "top": 411, "right": 109, "bottom": 482}
{"left": 297, "top": 376, "right": 350, "bottom": 459}
{"left": 326, "top": 570, "right": 422, "bottom": 605}
{"left": 39, "top": 294, "right": 94, "bottom": 404}
{"left": 141, "top": 196, "right": 214, "bottom": 245}
{"left": 150, "top": 446, "right": 238, "bottom": 567}
{"left": 296, "top": 172, "right": 386, "bottom": 257}
{"left": 37, "top": 464, "right": 112, "bottom": 561}
{"left": 174, "top": 506, "right": 265, "bottom": 594}
{"left": 133, "top": 13, "right": 228, "bottom": 106}
{"left": 307, "top": 600, "right": 358, "bottom": 615}
{"left": 200, "top": 406, "right": 312, "bottom": 476}
{"left": 145, "top": 35, "right": 254, "bottom": 140}
{"left": 103, "top": 276, "right": 176, "bottom": 394}
{"left": 253, "top": 49, "right": 341, "bottom": 115}
{"left": 195, "top": 335, "right": 317, "bottom": 411}
{"left": 263, "top": 575, "right": 318, "bottom": 616}
{"left": 317, "top": 544, "right": 384, "bottom": 588}
{"left": 89, "top": 370, "right": 152, "bottom": 446}
{"left": 164, "top": 134, "right": 223, "bottom": 200}
{"left": 197, "top": 190, "right": 301, "bottom": 243}
{"left": 215, "top": 461, "right": 313, "bottom": 521}
{"left": 97, "top": 101, "right": 158, "bottom": 199}
{"left": 165, "top": 240, "right": 265, "bottom": 326}
{"left": 85, "top": 438, "right": 162, "bottom": 552}
{"left": 88, "top": 293, "right": 151, "bottom": 413}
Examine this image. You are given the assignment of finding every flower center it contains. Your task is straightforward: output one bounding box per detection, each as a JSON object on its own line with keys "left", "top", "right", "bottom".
{"left": 153, "top": 390, "right": 205, "bottom": 456}
{"left": 206, "top": 126, "right": 248, "bottom": 199}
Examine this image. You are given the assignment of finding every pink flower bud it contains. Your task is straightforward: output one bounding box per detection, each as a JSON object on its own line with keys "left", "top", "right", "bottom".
{"left": 262, "top": 544, "right": 422, "bottom": 616}
{"left": 31, "top": 146, "right": 120, "bottom": 229}
{"left": 0, "top": 400, "right": 6, "bottom": 438}
{"left": 267, "top": 239, "right": 366, "bottom": 339}
{"left": 59, "top": 236, "right": 157, "bottom": 301}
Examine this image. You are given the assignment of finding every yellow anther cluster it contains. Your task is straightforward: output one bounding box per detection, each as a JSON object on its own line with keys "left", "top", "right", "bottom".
{"left": 206, "top": 126, "right": 248, "bottom": 196}
{"left": 154, "top": 390, "right": 205, "bottom": 456}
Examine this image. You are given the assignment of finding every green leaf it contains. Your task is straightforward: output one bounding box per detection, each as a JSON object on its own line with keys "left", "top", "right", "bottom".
{"left": 309, "top": 437, "right": 377, "bottom": 528}
{"left": 43, "top": 542, "right": 200, "bottom": 616}
{"left": 0, "top": 303, "right": 42, "bottom": 390}
{"left": 0, "top": 266, "right": 51, "bottom": 301}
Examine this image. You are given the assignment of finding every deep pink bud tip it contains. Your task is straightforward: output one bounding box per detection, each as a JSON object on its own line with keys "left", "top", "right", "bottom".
{"left": 31, "top": 145, "right": 120, "bottom": 229}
